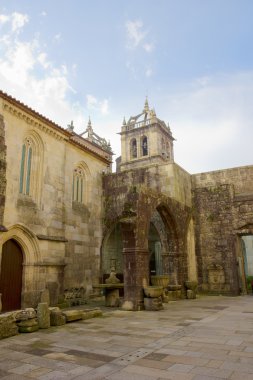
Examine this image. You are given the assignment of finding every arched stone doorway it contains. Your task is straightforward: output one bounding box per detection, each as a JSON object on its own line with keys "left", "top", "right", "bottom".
{"left": 0, "top": 239, "right": 23, "bottom": 311}
{"left": 0, "top": 223, "right": 41, "bottom": 308}
{"left": 148, "top": 223, "right": 162, "bottom": 276}
{"left": 153, "top": 205, "right": 183, "bottom": 284}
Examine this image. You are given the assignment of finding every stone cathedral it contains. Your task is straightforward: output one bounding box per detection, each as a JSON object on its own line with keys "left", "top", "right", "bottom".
{"left": 0, "top": 90, "right": 253, "bottom": 312}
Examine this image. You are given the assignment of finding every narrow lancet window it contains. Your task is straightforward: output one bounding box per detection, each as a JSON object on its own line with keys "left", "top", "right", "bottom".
{"left": 141, "top": 136, "right": 148, "bottom": 156}
{"left": 130, "top": 138, "right": 137, "bottom": 159}
{"left": 19, "top": 138, "right": 33, "bottom": 196}
{"left": 73, "top": 166, "right": 85, "bottom": 203}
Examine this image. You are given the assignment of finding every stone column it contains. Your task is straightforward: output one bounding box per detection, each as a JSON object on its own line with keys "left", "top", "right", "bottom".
{"left": 120, "top": 219, "right": 149, "bottom": 311}
{"left": 37, "top": 302, "right": 50, "bottom": 329}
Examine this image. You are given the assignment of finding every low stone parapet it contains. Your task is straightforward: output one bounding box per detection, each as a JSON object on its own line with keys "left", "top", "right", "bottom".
{"left": 82, "top": 308, "right": 103, "bottom": 319}
{"left": 62, "top": 309, "right": 83, "bottom": 322}
{"left": 0, "top": 305, "right": 103, "bottom": 339}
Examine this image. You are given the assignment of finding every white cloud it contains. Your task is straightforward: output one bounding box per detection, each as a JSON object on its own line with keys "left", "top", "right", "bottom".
{"left": 53, "top": 33, "right": 61, "bottom": 42}
{"left": 160, "top": 71, "right": 253, "bottom": 173}
{"left": 0, "top": 14, "right": 9, "bottom": 25}
{"left": 38, "top": 52, "right": 50, "bottom": 69}
{"left": 11, "top": 12, "right": 29, "bottom": 33}
{"left": 125, "top": 19, "right": 154, "bottom": 53}
{"left": 41, "top": 11, "right": 47, "bottom": 17}
{"left": 145, "top": 68, "right": 152, "bottom": 77}
{"left": 86, "top": 94, "right": 109, "bottom": 115}
{"left": 143, "top": 43, "right": 154, "bottom": 53}
{"left": 86, "top": 94, "right": 98, "bottom": 107}
{"left": 0, "top": 12, "right": 85, "bottom": 131}
{"left": 126, "top": 20, "right": 146, "bottom": 48}
{"left": 100, "top": 99, "right": 109, "bottom": 115}
{"left": 0, "top": 12, "right": 29, "bottom": 33}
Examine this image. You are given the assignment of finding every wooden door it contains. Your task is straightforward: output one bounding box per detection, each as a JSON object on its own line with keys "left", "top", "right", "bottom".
{"left": 0, "top": 239, "right": 23, "bottom": 311}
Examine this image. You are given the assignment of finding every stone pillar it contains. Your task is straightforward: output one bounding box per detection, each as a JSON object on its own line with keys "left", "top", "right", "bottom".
{"left": 120, "top": 219, "right": 149, "bottom": 311}
{"left": 37, "top": 302, "right": 50, "bottom": 329}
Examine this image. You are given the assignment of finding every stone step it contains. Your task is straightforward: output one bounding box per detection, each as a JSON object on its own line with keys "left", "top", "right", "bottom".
{"left": 62, "top": 310, "right": 83, "bottom": 322}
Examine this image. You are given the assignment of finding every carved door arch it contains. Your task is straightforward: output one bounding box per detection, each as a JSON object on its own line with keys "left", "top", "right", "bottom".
{"left": 0, "top": 239, "right": 23, "bottom": 311}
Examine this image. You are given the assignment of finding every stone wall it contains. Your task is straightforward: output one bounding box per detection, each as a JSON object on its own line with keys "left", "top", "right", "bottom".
{"left": 192, "top": 165, "right": 253, "bottom": 295}
{"left": 103, "top": 165, "right": 193, "bottom": 309}
{"left": 0, "top": 95, "right": 110, "bottom": 308}
{"left": 0, "top": 115, "right": 6, "bottom": 228}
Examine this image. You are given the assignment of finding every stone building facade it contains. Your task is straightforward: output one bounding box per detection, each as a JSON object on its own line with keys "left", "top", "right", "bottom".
{"left": 102, "top": 100, "right": 253, "bottom": 310}
{"left": 0, "top": 92, "right": 252, "bottom": 312}
{"left": 0, "top": 91, "right": 112, "bottom": 312}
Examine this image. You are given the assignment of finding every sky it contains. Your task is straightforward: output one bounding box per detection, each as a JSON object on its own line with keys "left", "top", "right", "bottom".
{"left": 0, "top": 0, "right": 253, "bottom": 173}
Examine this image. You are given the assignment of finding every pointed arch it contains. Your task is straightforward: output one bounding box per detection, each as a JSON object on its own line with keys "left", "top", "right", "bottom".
{"left": 130, "top": 138, "right": 137, "bottom": 159}
{"left": 19, "top": 130, "right": 44, "bottom": 205}
{"left": 72, "top": 161, "right": 91, "bottom": 204}
{"left": 141, "top": 135, "right": 148, "bottom": 156}
{"left": 101, "top": 222, "right": 123, "bottom": 279}
{"left": 0, "top": 223, "right": 42, "bottom": 309}
{"left": 0, "top": 223, "right": 41, "bottom": 265}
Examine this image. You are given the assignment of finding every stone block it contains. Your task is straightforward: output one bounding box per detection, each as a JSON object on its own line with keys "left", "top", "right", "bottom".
{"left": 167, "top": 291, "right": 177, "bottom": 301}
{"left": 187, "top": 289, "right": 196, "bottom": 299}
{"left": 105, "top": 288, "right": 120, "bottom": 307}
{"left": 81, "top": 308, "right": 103, "bottom": 320}
{"left": 62, "top": 310, "right": 83, "bottom": 322}
{"left": 17, "top": 318, "right": 38, "bottom": 327}
{"left": 19, "top": 325, "right": 39, "bottom": 333}
{"left": 144, "top": 297, "right": 163, "bottom": 311}
{"left": 15, "top": 308, "right": 36, "bottom": 321}
{"left": 40, "top": 288, "right": 50, "bottom": 305}
{"left": 50, "top": 310, "right": 66, "bottom": 326}
{"left": 37, "top": 303, "right": 50, "bottom": 329}
{"left": 162, "top": 293, "right": 169, "bottom": 303}
{"left": 0, "top": 312, "right": 18, "bottom": 339}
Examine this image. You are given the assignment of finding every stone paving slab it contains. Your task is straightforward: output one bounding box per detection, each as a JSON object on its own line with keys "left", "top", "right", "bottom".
{"left": 0, "top": 295, "right": 253, "bottom": 379}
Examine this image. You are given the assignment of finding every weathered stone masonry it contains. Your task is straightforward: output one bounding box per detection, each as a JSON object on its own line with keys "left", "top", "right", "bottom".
{"left": 192, "top": 166, "right": 253, "bottom": 295}
{"left": 103, "top": 167, "right": 192, "bottom": 310}
{"left": 0, "top": 115, "right": 6, "bottom": 228}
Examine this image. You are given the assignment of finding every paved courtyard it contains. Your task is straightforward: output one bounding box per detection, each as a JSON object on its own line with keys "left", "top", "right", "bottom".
{"left": 0, "top": 295, "right": 253, "bottom": 379}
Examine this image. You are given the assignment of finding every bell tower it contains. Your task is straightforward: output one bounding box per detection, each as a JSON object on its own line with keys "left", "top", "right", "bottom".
{"left": 118, "top": 99, "right": 175, "bottom": 172}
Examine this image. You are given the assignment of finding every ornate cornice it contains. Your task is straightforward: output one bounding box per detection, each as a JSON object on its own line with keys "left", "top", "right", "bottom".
{"left": 0, "top": 90, "right": 112, "bottom": 164}
{"left": 3, "top": 102, "right": 67, "bottom": 141}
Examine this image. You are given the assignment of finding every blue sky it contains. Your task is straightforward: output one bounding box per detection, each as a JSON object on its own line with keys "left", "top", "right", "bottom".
{"left": 0, "top": 0, "right": 253, "bottom": 173}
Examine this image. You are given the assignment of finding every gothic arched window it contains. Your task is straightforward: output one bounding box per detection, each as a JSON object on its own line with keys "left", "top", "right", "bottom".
{"left": 19, "top": 137, "right": 32, "bottom": 195}
{"left": 130, "top": 138, "right": 137, "bottom": 159}
{"left": 166, "top": 142, "right": 171, "bottom": 159}
{"left": 72, "top": 166, "right": 86, "bottom": 203}
{"left": 141, "top": 136, "right": 148, "bottom": 156}
{"left": 161, "top": 137, "right": 165, "bottom": 152}
{"left": 19, "top": 132, "right": 43, "bottom": 203}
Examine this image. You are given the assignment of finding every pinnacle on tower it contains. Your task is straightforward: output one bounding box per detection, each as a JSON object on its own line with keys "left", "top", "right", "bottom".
{"left": 143, "top": 97, "right": 149, "bottom": 113}
{"left": 87, "top": 116, "right": 92, "bottom": 128}
{"left": 122, "top": 116, "right": 126, "bottom": 126}
{"left": 67, "top": 120, "right": 74, "bottom": 132}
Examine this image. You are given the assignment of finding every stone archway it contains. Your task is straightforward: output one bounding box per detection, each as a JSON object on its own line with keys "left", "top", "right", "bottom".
{"left": 0, "top": 239, "right": 23, "bottom": 311}
{"left": 101, "top": 222, "right": 123, "bottom": 282}
{"left": 234, "top": 224, "right": 253, "bottom": 295}
{"left": 0, "top": 223, "right": 41, "bottom": 308}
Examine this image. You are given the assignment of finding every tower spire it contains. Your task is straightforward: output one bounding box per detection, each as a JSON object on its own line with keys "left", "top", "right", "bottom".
{"left": 143, "top": 97, "right": 149, "bottom": 113}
